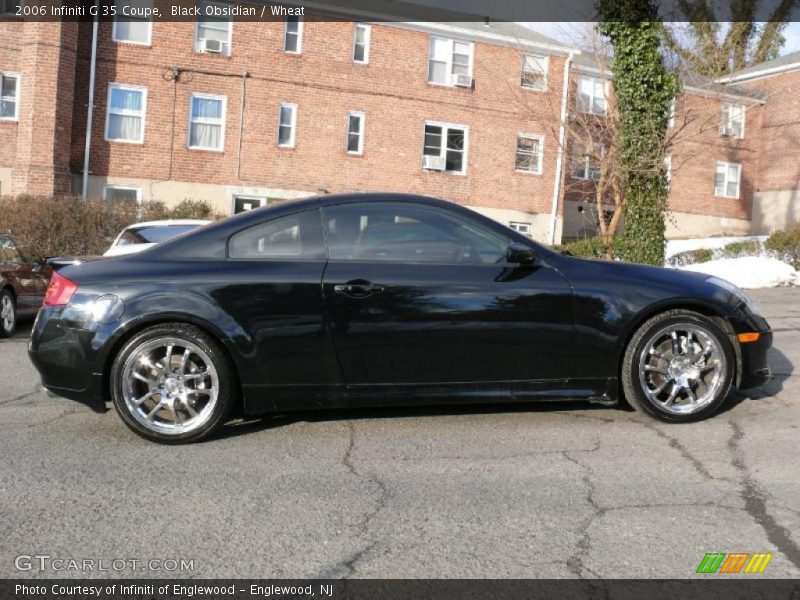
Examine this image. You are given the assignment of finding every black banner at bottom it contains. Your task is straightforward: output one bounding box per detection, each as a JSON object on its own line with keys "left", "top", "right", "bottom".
{"left": 3, "top": 580, "right": 800, "bottom": 600}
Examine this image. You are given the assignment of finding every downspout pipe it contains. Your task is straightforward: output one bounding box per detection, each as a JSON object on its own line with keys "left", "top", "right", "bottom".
{"left": 81, "top": 2, "right": 99, "bottom": 200}
{"left": 549, "top": 51, "right": 574, "bottom": 246}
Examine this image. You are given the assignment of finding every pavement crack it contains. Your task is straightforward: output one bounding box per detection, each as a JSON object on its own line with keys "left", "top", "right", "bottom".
{"left": 561, "top": 442, "right": 605, "bottom": 578}
{"left": 728, "top": 419, "right": 800, "bottom": 570}
{"left": 0, "top": 390, "right": 40, "bottom": 406}
{"left": 642, "top": 421, "right": 731, "bottom": 484}
{"left": 321, "top": 420, "right": 390, "bottom": 578}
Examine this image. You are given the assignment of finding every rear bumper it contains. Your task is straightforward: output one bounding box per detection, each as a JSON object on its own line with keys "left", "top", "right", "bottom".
{"left": 28, "top": 306, "right": 110, "bottom": 411}
{"left": 738, "top": 330, "right": 773, "bottom": 389}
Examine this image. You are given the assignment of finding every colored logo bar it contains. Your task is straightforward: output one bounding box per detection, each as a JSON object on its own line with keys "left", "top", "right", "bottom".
{"left": 696, "top": 552, "right": 773, "bottom": 574}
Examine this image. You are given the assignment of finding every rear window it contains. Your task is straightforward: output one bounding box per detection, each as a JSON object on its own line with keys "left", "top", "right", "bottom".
{"left": 117, "top": 224, "right": 201, "bottom": 246}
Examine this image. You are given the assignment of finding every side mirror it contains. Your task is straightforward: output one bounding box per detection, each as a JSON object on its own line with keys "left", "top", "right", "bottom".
{"left": 506, "top": 243, "right": 536, "bottom": 265}
{"left": 32, "top": 260, "right": 43, "bottom": 273}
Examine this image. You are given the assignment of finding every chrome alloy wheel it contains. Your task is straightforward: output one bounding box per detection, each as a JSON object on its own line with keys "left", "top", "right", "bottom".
{"left": 1, "top": 294, "right": 14, "bottom": 333}
{"left": 121, "top": 337, "right": 219, "bottom": 435}
{"left": 637, "top": 324, "right": 727, "bottom": 415}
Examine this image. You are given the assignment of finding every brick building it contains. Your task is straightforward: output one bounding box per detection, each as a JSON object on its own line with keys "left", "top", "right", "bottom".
{"left": 1, "top": 2, "right": 798, "bottom": 243}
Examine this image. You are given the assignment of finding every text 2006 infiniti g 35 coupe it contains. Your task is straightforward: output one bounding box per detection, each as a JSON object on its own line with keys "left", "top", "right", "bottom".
{"left": 28, "top": 194, "right": 772, "bottom": 443}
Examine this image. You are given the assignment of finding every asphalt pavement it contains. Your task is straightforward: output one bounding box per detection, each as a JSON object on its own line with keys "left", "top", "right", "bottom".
{"left": 1, "top": 288, "right": 798, "bottom": 579}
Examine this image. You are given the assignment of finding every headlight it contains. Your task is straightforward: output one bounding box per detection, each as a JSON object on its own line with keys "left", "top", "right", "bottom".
{"left": 706, "top": 276, "right": 761, "bottom": 315}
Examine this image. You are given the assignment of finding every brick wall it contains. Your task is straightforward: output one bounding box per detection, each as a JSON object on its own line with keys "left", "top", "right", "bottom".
{"left": 68, "top": 19, "right": 567, "bottom": 216}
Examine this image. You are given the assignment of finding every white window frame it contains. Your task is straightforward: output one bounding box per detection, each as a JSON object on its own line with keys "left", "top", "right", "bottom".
{"left": 427, "top": 36, "right": 474, "bottom": 87}
{"left": 111, "top": 0, "right": 153, "bottom": 46}
{"left": 665, "top": 154, "right": 672, "bottom": 186}
{"left": 422, "top": 120, "right": 469, "bottom": 175}
{"left": 104, "top": 83, "right": 147, "bottom": 144}
{"left": 194, "top": 1, "right": 233, "bottom": 56}
{"left": 515, "top": 133, "right": 544, "bottom": 175}
{"left": 0, "top": 72, "right": 20, "bottom": 121}
{"left": 720, "top": 103, "right": 745, "bottom": 139}
{"left": 284, "top": 16, "right": 303, "bottom": 54}
{"left": 188, "top": 92, "right": 227, "bottom": 152}
{"left": 232, "top": 195, "right": 266, "bottom": 214}
{"left": 571, "top": 141, "right": 604, "bottom": 180}
{"left": 277, "top": 102, "right": 297, "bottom": 148}
{"left": 352, "top": 22, "right": 371, "bottom": 64}
{"left": 577, "top": 75, "right": 608, "bottom": 115}
{"left": 346, "top": 111, "right": 365, "bottom": 155}
{"left": 103, "top": 184, "right": 142, "bottom": 204}
{"left": 509, "top": 221, "right": 532, "bottom": 237}
{"left": 521, "top": 54, "right": 548, "bottom": 91}
{"left": 714, "top": 161, "right": 741, "bottom": 199}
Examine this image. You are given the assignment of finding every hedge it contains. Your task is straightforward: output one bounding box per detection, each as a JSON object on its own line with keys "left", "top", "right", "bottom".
{"left": 0, "top": 195, "right": 224, "bottom": 258}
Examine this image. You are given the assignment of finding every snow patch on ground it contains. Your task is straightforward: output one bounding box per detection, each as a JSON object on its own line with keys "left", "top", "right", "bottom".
{"left": 678, "top": 256, "right": 799, "bottom": 289}
{"left": 665, "top": 235, "right": 767, "bottom": 259}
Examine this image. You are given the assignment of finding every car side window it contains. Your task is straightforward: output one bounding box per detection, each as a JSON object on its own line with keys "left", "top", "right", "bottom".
{"left": 228, "top": 209, "right": 326, "bottom": 260}
{"left": 323, "top": 202, "right": 511, "bottom": 265}
{"left": 0, "top": 237, "right": 22, "bottom": 264}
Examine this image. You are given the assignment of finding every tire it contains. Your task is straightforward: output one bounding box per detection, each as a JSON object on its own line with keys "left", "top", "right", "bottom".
{"left": 621, "top": 309, "right": 735, "bottom": 423}
{"left": 110, "top": 322, "right": 236, "bottom": 443}
{"left": 0, "top": 289, "right": 16, "bottom": 338}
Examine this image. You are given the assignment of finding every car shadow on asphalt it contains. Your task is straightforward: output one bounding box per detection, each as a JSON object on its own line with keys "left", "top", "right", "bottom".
{"left": 0, "top": 318, "right": 33, "bottom": 343}
{"left": 719, "top": 345, "right": 794, "bottom": 415}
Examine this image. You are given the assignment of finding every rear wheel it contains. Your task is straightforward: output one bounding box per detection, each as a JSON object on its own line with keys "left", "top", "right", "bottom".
{"left": 622, "top": 310, "right": 734, "bottom": 422}
{"left": 0, "top": 289, "right": 16, "bottom": 338}
{"left": 110, "top": 323, "right": 236, "bottom": 443}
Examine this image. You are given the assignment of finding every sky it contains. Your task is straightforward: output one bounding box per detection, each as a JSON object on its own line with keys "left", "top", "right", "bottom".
{"left": 526, "top": 22, "right": 800, "bottom": 57}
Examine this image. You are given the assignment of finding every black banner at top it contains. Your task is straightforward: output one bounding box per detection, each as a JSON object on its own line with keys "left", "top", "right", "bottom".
{"left": 3, "top": 0, "right": 800, "bottom": 22}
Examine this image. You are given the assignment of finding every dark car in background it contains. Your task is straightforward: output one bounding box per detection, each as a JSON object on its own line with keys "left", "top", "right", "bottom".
{"left": 27, "top": 194, "right": 773, "bottom": 443}
{"left": 1, "top": 233, "right": 51, "bottom": 337}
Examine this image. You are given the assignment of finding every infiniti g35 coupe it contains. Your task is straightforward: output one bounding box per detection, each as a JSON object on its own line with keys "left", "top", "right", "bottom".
{"left": 28, "top": 194, "right": 772, "bottom": 443}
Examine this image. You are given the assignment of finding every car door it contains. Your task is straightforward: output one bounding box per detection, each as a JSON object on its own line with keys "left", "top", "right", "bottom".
{"left": 215, "top": 207, "right": 344, "bottom": 410}
{"left": 321, "top": 199, "right": 573, "bottom": 387}
{"left": 0, "top": 236, "right": 38, "bottom": 312}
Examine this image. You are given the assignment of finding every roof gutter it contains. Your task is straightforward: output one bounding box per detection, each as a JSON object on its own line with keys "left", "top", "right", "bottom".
{"left": 549, "top": 52, "right": 573, "bottom": 246}
{"left": 81, "top": 3, "right": 99, "bottom": 200}
{"left": 717, "top": 61, "right": 800, "bottom": 84}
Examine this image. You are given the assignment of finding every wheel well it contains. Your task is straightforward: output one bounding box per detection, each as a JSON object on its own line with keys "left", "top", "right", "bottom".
{"left": 617, "top": 303, "right": 740, "bottom": 391}
{"left": 1, "top": 285, "right": 16, "bottom": 302}
{"left": 102, "top": 318, "right": 243, "bottom": 411}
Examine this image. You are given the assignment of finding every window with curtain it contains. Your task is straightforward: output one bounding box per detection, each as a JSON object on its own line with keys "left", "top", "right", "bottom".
{"left": 195, "top": 1, "right": 232, "bottom": 54}
{"left": 189, "top": 94, "right": 225, "bottom": 151}
{"left": 0, "top": 73, "right": 19, "bottom": 120}
{"left": 284, "top": 16, "right": 302, "bottom": 53}
{"left": 112, "top": 0, "right": 153, "bottom": 44}
{"left": 428, "top": 36, "right": 473, "bottom": 85}
{"left": 106, "top": 84, "right": 146, "bottom": 143}
{"left": 577, "top": 76, "right": 607, "bottom": 115}
{"left": 353, "top": 23, "right": 370, "bottom": 63}
{"left": 714, "top": 161, "right": 741, "bottom": 198}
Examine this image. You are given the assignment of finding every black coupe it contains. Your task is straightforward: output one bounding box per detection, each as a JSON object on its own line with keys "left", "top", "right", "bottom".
{"left": 28, "top": 194, "right": 772, "bottom": 443}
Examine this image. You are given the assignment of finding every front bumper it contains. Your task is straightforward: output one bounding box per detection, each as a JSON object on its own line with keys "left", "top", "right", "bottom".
{"left": 738, "top": 329, "right": 773, "bottom": 389}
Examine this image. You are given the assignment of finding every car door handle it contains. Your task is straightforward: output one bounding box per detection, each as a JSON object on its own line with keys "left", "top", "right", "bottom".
{"left": 334, "top": 281, "right": 385, "bottom": 298}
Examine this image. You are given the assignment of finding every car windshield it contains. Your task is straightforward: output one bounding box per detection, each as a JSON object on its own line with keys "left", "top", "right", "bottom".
{"left": 117, "top": 224, "right": 201, "bottom": 246}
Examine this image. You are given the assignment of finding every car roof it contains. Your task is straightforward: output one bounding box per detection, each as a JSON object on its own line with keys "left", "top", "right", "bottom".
{"left": 126, "top": 219, "right": 211, "bottom": 229}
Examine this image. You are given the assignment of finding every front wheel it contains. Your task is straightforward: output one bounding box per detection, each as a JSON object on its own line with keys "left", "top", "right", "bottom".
{"left": 622, "top": 310, "right": 735, "bottom": 422}
{"left": 0, "top": 289, "right": 16, "bottom": 338}
{"left": 110, "top": 323, "right": 236, "bottom": 443}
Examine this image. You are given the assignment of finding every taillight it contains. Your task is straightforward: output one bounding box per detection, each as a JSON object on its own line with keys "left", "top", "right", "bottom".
{"left": 43, "top": 271, "right": 78, "bottom": 307}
